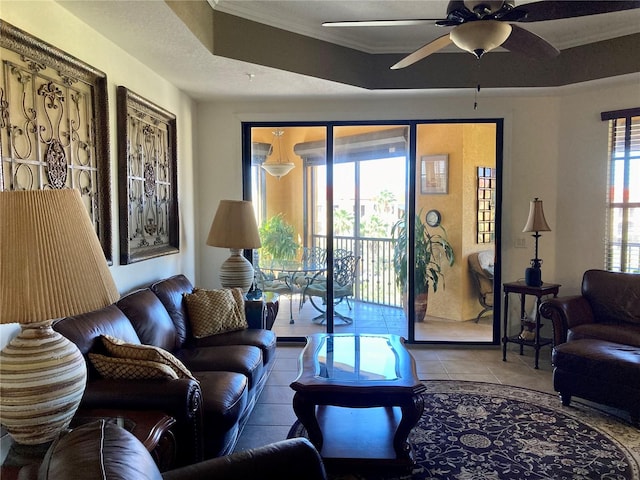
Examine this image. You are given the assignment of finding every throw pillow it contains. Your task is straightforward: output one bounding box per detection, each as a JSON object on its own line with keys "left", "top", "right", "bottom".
{"left": 100, "top": 335, "right": 196, "bottom": 381}
{"left": 183, "top": 287, "right": 247, "bottom": 338}
{"left": 88, "top": 353, "right": 179, "bottom": 380}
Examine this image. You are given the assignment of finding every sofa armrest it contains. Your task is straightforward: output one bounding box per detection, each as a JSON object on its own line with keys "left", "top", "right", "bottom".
{"left": 540, "top": 295, "right": 595, "bottom": 345}
{"left": 161, "top": 438, "right": 326, "bottom": 480}
{"left": 81, "top": 378, "right": 203, "bottom": 465}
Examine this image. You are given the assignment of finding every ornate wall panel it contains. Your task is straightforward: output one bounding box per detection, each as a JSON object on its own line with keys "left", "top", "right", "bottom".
{"left": 117, "top": 86, "right": 178, "bottom": 264}
{"left": 0, "top": 21, "right": 111, "bottom": 263}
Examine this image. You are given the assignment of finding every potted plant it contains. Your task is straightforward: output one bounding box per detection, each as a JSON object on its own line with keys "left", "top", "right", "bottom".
{"left": 258, "top": 213, "right": 299, "bottom": 266}
{"left": 391, "top": 211, "right": 455, "bottom": 321}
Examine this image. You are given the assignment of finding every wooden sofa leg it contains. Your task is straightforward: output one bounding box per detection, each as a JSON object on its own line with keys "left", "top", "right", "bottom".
{"left": 559, "top": 392, "right": 572, "bottom": 406}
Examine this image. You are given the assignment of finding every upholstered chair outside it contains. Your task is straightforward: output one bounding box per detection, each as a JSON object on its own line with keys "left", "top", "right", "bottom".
{"left": 468, "top": 250, "right": 495, "bottom": 323}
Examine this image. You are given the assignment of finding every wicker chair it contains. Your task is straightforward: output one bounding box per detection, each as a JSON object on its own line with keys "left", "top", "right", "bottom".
{"left": 468, "top": 250, "right": 494, "bottom": 323}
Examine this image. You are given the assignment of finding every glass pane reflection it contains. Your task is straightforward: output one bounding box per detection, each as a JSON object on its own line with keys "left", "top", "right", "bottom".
{"left": 314, "top": 334, "right": 399, "bottom": 381}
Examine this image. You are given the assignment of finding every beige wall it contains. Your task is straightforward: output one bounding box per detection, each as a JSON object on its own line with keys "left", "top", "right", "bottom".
{"left": 1, "top": 1, "right": 198, "bottom": 295}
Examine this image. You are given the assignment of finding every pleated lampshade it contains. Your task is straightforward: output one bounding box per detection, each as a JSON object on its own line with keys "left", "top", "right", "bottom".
{"left": 0, "top": 188, "right": 120, "bottom": 445}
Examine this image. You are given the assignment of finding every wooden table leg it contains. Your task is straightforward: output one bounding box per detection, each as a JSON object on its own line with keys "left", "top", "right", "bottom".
{"left": 292, "top": 393, "right": 323, "bottom": 451}
{"left": 393, "top": 394, "right": 424, "bottom": 460}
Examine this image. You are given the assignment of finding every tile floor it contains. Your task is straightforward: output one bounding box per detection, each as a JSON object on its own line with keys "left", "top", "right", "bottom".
{"left": 272, "top": 298, "right": 495, "bottom": 342}
{"left": 234, "top": 342, "right": 556, "bottom": 452}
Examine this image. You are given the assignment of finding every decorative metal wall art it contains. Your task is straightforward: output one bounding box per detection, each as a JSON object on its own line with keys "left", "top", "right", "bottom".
{"left": 117, "top": 86, "right": 178, "bottom": 264}
{"left": 0, "top": 21, "right": 111, "bottom": 262}
{"left": 477, "top": 166, "right": 496, "bottom": 243}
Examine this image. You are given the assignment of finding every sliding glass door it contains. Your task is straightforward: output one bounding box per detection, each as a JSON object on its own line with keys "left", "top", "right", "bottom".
{"left": 244, "top": 120, "right": 501, "bottom": 344}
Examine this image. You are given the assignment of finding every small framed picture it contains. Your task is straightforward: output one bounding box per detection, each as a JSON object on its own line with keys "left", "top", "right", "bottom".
{"left": 420, "top": 155, "right": 449, "bottom": 194}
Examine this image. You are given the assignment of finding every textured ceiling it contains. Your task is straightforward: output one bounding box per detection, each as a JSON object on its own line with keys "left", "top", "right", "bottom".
{"left": 56, "top": 0, "right": 640, "bottom": 100}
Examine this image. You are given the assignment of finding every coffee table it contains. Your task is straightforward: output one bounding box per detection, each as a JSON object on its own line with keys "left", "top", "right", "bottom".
{"left": 290, "top": 333, "right": 425, "bottom": 469}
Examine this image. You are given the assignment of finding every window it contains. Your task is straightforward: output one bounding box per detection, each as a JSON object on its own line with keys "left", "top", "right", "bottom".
{"left": 602, "top": 108, "right": 640, "bottom": 273}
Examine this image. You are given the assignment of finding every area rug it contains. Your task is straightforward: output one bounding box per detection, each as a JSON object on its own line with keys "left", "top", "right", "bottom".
{"left": 287, "top": 381, "right": 640, "bottom": 480}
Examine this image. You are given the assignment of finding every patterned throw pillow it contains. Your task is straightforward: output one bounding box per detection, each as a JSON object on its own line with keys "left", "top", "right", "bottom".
{"left": 88, "top": 353, "right": 179, "bottom": 380}
{"left": 100, "top": 335, "right": 196, "bottom": 381}
{"left": 183, "top": 288, "right": 247, "bottom": 338}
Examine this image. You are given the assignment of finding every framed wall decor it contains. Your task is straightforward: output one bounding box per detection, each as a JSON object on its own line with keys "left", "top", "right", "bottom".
{"left": 117, "top": 86, "right": 178, "bottom": 264}
{"left": 420, "top": 154, "right": 448, "bottom": 194}
{"left": 0, "top": 21, "right": 112, "bottom": 262}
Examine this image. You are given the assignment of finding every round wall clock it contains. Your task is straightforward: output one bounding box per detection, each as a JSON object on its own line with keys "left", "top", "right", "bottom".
{"left": 426, "top": 209, "right": 442, "bottom": 227}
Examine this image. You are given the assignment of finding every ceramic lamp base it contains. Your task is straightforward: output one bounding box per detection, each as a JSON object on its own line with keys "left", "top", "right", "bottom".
{"left": 0, "top": 321, "right": 87, "bottom": 445}
{"left": 525, "top": 267, "right": 542, "bottom": 287}
{"left": 219, "top": 248, "right": 255, "bottom": 293}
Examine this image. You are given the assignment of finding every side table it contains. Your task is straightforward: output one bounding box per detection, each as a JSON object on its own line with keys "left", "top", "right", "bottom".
{"left": 502, "top": 281, "right": 561, "bottom": 369}
{"left": 245, "top": 292, "right": 279, "bottom": 330}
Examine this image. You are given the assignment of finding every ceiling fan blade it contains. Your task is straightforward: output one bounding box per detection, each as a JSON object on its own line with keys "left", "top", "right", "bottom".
{"left": 509, "top": 1, "right": 640, "bottom": 23}
{"left": 323, "top": 19, "right": 438, "bottom": 28}
{"left": 390, "top": 34, "right": 453, "bottom": 70}
{"left": 502, "top": 24, "right": 560, "bottom": 59}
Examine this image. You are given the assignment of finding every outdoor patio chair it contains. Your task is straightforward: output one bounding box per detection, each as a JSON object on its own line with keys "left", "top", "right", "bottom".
{"left": 468, "top": 250, "right": 495, "bottom": 322}
{"left": 303, "top": 254, "right": 361, "bottom": 324}
{"left": 256, "top": 267, "right": 302, "bottom": 324}
{"left": 293, "top": 247, "right": 327, "bottom": 288}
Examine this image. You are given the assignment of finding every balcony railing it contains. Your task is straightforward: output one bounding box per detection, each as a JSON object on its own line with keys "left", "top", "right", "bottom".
{"left": 312, "top": 235, "right": 402, "bottom": 307}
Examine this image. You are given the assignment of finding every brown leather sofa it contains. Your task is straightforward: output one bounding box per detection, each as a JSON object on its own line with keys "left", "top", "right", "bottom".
{"left": 540, "top": 269, "right": 640, "bottom": 425}
{"left": 26, "top": 420, "right": 326, "bottom": 480}
{"left": 53, "top": 274, "right": 277, "bottom": 466}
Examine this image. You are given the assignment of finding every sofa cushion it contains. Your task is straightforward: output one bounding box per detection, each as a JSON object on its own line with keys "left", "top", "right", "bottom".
{"left": 54, "top": 304, "right": 141, "bottom": 356}
{"left": 88, "top": 353, "right": 179, "bottom": 380}
{"left": 117, "top": 289, "right": 178, "bottom": 352}
{"left": 150, "top": 274, "right": 195, "bottom": 348}
{"left": 195, "top": 371, "right": 248, "bottom": 431}
{"left": 101, "top": 335, "right": 196, "bottom": 381}
{"left": 184, "top": 288, "right": 247, "bottom": 338}
{"left": 568, "top": 322, "right": 640, "bottom": 347}
{"left": 193, "top": 328, "right": 277, "bottom": 366}
{"left": 38, "top": 420, "right": 162, "bottom": 480}
{"left": 552, "top": 339, "right": 640, "bottom": 389}
{"left": 178, "top": 345, "right": 263, "bottom": 390}
{"left": 582, "top": 269, "right": 640, "bottom": 326}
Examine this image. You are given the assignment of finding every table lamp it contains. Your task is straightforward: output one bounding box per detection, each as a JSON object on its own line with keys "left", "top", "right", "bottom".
{"left": 206, "top": 200, "right": 261, "bottom": 293}
{"left": 522, "top": 197, "right": 551, "bottom": 287}
{"left": 0, "top": 189, "right": 120, "bottom": 446}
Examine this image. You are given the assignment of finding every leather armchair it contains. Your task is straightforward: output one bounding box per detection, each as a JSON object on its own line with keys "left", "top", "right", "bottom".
{"left": 32, "top": 420, "right": 327, "bottom": 480}
{"left": 540, "top": 269, "right": 640, "bottom": 425}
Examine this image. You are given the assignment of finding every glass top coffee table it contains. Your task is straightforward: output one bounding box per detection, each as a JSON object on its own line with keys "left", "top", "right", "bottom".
{"left": 290, "top": 333, "right": 425, "bottom": 470}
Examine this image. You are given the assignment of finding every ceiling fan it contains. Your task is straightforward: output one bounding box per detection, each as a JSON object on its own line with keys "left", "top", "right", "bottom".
{"left": 323, "top": 1, "right": 640, "bottom": 69}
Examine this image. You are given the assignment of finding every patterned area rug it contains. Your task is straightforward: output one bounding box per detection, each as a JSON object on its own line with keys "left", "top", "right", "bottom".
{"left": 288, "top": 381, "right": 640, "bottom": 480}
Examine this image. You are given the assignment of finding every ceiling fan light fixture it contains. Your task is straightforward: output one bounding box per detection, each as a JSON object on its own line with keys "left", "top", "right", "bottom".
{"left": 450, "top": 20, "right": 512, "bottom": 58}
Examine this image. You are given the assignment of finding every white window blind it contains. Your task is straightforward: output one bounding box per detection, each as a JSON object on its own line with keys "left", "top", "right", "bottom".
{"left": 601, "top": 108, "right": 640, "bottom": 273}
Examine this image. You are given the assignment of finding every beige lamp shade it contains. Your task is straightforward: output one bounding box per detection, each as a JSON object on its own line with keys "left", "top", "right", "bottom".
{"left": 207, "top": 200, "right": 261, "bottom": 249}
{"left": 522, "top": 197, "right": 551, "bottom": 233}
{"left": 207, "top": 200, "right": 261, "bottom": 292}
{"left": 450, "top": 20, "right": 512, "bottom": 58}
{"left": 0, "top": 188, "right": 120, "bottom": 445}
{"left": 0, "top": 189, "right": 120, "bottom": 324}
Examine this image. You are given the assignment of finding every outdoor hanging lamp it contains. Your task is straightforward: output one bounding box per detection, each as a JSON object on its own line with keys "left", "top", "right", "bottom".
{"left": 261, "top": 129, "right": 295, "bottom": 179}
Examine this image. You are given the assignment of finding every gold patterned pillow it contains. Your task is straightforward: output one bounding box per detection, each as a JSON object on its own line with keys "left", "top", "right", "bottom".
{"left": 88, "top": 353, "right": 179, "bottom": 380}
{"left": 100, "top": 335, "right": 196, "bottom": 381}
{"left": 183, "top": 288, "right": 247, "bottom": 338}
